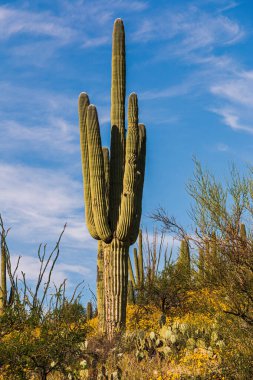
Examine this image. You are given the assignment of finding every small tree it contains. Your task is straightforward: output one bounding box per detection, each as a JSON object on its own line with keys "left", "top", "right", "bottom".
{"left": 153, "top": 160, "right": 253, "bottom": 326}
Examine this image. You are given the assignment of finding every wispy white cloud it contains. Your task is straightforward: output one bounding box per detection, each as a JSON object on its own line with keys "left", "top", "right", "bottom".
{"left": 212, "top": 107, "right": 253, "bottom": 134}
{"left": 0, "top": 118, "right": 78, "bottom": 156}
{"left": 140, "top": 81, "right": 193, "bottom": 100}
{"left": 0, "top": 0, "right": 149, "bottom": 61}
{"left": 11, "top": 254, "right": 92, "bottom": 287}
{"left": 215, "top": 142, "right": 229, "bottom": 152}
{"left": 82, "top": 36, "right": 110, "bottom": 48}
{"left": 0, "top": 81, "right": 76, "bottom": 120}
{"left": 209, "top": 69, "right": 253, "bottom": 134}
{"left": 128, "top": 2, "right": 253, "bottom": 140}
{"left": 211, "top": 76, "right": 253, "bottom": 107}
{"left": 214, "top": 1, "right": 240, "bottom": 13}
{"left": 0, "top": 82, "right": 80, "bottom": 159}
{"left": 0, "top": 6, "right": 74, "bottom": 42}
{"left": 0, "top": 162, "right": 93, "bottom": 247}
{"left": 131, "top": 5, "right": 244, "bottom": 55}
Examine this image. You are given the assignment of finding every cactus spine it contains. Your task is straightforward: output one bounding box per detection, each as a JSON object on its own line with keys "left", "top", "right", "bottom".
{"left": 79, "top": 19, "right": 146, "bottom": 338}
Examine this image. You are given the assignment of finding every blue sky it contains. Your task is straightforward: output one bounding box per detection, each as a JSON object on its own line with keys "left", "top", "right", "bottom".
{"left": 1, "top": 0, "right": 253, "bottom": 302}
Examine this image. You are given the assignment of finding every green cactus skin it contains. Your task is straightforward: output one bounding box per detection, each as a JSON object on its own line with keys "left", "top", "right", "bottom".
{"left": 128, "top": 254, "right": 136, "bottom": 288}
{"left": 127, "top": 280, "right": 135, "bottom": 305}
{"left": 133, "top": 248, "right": 140, "bottom": 287}
{"left": 177, "top": 239, "right": 191, "bottom": 277}
{"left": 79, "top": 19, "right": 146, "bottom": 338}
{"left": 95, "top": 148, "right": 109, "bottom": 332}
{"left": 109, "top": 18, "right": 126, "bottom": 233}
{"left": 0, "top": 232, "right": 7, "bottom": 314}
{"left": 138, "top": 229, "right": 144, "bottom": 287}
{"left": 86, "top": 301, "right": 93, "bottom": 321}
{"left": 128, "top": 229, "right": 144, "bottom": 295}
{"left": 127, "top": 229, "right": 144, "bottom": 305}
{"left": 103, "top": 239, "right": 129, "bottom": 336}
{"left": 102, "top": 147, "right": 110, "bottom": 215}
{"left": 86, "top": 105, "right": 112, "bottom": 243}
{"left": 79, "top": 93, "right": 99, "bottom": 240}
{"left": 97, "top": 240, "right": 105, "bottom": 332}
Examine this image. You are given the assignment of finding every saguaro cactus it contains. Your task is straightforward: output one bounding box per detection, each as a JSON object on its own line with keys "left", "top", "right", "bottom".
{"left": 127, "top": 229, "right": 144, "bottom": 304}
{"left": 79, "top": 19, "right": 146, "bottom": 338}
{"left": 177, "top": 239, "right": 191, "bottom": 279}
{"left": 86, "top": 301, "right": 93, "bottom": 321}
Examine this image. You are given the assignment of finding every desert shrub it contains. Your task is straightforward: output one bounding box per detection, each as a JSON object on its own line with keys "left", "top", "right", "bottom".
{"left": 0, "top": 221, "right": 89, "bottom": 380}
{"left": 217, "top": 316, "right": 253, "bottom": 380}
{"left": 0, "top": 301, "right": 88, "bottom": 380}
{"left": 126, "top": 304, "right": 165, "bottom": 332}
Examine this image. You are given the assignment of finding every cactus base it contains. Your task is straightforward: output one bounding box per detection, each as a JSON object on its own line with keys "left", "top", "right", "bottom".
{"left": 104, "top": 239, "right": 129, "bottom": 339}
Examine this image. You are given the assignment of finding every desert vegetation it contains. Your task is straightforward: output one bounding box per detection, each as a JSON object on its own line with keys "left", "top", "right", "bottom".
{"left": 1, "top": 16, "right": 253, "bottom": 380}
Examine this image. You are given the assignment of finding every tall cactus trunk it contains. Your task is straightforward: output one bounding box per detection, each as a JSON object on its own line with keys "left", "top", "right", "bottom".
{"left": 97, "top": 240, "right": 105, "bottom": 332}
{"left": 79, "top": 19, "right": 146, "bottom": 339}
{"left": 104, "top": 239, "right": 128, "bottom": 338}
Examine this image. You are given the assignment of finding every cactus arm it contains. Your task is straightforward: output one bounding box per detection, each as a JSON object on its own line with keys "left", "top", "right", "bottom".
{"left": 110, "top": 18, "right": 126, "bottom": 230}
{"left": 102, "top": 147, "right": 110, "bottom": 214}
{"left": 138, "top": 229, "right": 144, "bottom": 286}
{"left": 116, "top": 93, "right": 139, "bottom": 241}
{"left": 87, "top": 105, "right": 112, "bottom": 243}
{"left": 79, "top": 93, "right": 99, "bottom": 240}
{"left": 129, "top": 124, "right": 146, "bottom": 244}
{"left": 133, "top": 247, "right": 140, "bottom": 286}
{"left": 128, "top": 254, "right": 136, "bottom": 288}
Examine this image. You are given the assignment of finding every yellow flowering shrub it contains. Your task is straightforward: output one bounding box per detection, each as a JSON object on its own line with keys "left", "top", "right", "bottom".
{"left": 183, "top": 288, "right": 226, "bottom": 315}
{"left": 172, "top": 312, "right": 214, "bottom": 331}
{"left": 126, "top": 304, "right": 167, "bottom": 332}
{"left": 86, "top": 316, "right": 99, "bottom": 336}
{"left": 178, "top": 348, "right": 222, "bottom": 375}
